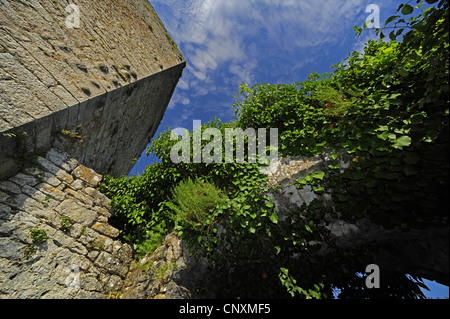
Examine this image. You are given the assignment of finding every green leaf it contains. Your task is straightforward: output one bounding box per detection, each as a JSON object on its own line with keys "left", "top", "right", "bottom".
{"left": 385, "top": 15, "right": 400, "bottom": 26}
{"left": 388, "top": 93, "right": 402, "bottom": 100}
{"left": 269, "top": 211, "right": 279, "bottom": 224}
{"left": 397, "top": 68, "right": 409, "bottom": 77}
{"left": 353, "top": 26, "right": 363, "bottom": 36}
{"left": 377, "top": 131, "right": 394, "bottom": 141}
{"left": 376, "top": 125, "right": 389, "bottom": 132}
{"left": 388, "top": 133, "right": 397, "bottom": 140}
{"left": 393, "top": 135, "right": 412, "bottom": 149}
{"left": 313, "top": 186, "right": 325, "bottom": 194}
{"left": 312, "top": 171, "right": 325, "bottom": 180}
{"left": 331, "top": 152, "right": 339, "bottom": 160}
{"left": 275, "top": 246, "right": 281, "bottom": 255}
{"left": 389, "top": 31, "right": 397, "bottom": 41}
{"left": 305, "top": 224, "right": 313, "bottom": 233}
{"left": 401, "top": 4, "right": 414, "bottom": 15}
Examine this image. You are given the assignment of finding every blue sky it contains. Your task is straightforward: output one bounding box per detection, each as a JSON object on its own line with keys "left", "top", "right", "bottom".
{"left": 152, "top": 0, "right": 380, "bottom": 128}
{"left": 129, "top": 0, "right": 449, "bottom": 298}
{"left": 133, "top": 0, "right": 392, "bottom": 173}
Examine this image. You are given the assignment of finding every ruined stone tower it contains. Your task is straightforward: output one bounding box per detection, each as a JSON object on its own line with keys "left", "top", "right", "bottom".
{"left": 0, "top": 0, "right": 187, "bottom": 298}
{"left": 0, "top": 0, "right": 186, "bottom": 178}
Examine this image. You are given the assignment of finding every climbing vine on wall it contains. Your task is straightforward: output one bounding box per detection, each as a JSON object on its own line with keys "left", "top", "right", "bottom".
{"left": 100, "top": 0, "right": 448, "bottom": 299}
{"left": 234, "top": 0, "right": 449, "bottom": 231}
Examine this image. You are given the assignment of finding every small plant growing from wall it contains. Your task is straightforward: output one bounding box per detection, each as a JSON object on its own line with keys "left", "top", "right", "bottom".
{"left": 60, "top": 215, "right": 74, "bottom": 232}
{"left": 29, "top": 228, "right": 48, "bottom": 243}
{"left": 59, "top": 125, "right": 85, "bottom": 142}
{"left": 24, "top": 228, "right": 48, "bottom": 259}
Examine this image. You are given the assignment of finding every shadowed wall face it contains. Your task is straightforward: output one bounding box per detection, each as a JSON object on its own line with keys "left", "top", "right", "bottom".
{"left": 0, "top": 0, "right": 186, "bottom": 178}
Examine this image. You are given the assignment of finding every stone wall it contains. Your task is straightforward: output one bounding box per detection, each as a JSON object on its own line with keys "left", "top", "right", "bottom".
{"left": 0, "top": 148, "right": 134, "bottom": 298}
{"left": 120, "top": 232, "right": 212, "bottom": 299}
{"left": 266, "top": 154, "right": 449, "bottom": 286}
{"left": 0, "top": 0, "right": 186, "bottom": 179}
{"left": 0, "top": 148, "right": 209, "bottom": 299}
{"left": 0, "top": 0, "right": 194, "bottom": 299}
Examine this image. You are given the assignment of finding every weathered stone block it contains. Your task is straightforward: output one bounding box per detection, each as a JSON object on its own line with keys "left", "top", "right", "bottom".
{"left": 95, "top": 251, "right": 129, "bottom": 278}
{"left": 0, "top": 203, "right": 12, "bottom": 216}
{"left": 83, "top": 187, "right": 110, "bottom": 208}
{"left": 46, "top": 148, "right": 78, "bottom": 173}
{"left": 8, "top": 193, "right": 44, "bottom": 211}
{"left": 91, "top": 222, "right": 119, "bottom": 238}
{"left": 0, "top": 190, "right": 9, "bottom": 202}
{"left": 54, "top": 199, "right": 96, "bottom": 226}
{"left": 72, "top": 166, "right": 102, "bottom": 187}
{"left": 0, "top": 181, "right": 21, "bottom": 195}
{"left": 0, "top": 237, "right": 25, "bottom": 260}
{"left": 38, "top": 183, "right": 66, "bottom": 201}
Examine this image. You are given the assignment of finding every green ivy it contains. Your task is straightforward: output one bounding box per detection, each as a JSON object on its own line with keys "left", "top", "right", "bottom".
{"left": 100, "top": 0, "right": 448, "bottom": 299}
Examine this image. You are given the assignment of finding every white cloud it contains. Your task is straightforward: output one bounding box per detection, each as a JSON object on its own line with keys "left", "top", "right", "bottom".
{"left": 177, "top": 78, "right": 189, "bottom": 90}
{"left": 167, "top": 90, "right": 190, "bottom": 109}
{"left": 181, "top": 97, "right": 190, "bottom": 105}
{"left": 154, "top": 0, "right": 370, "bottom": 82}
{"left": 229, "top": 61, "right": 257, "bottom": 85}
{"left": 152, "top": 0, "right": 400, "bottom": 124}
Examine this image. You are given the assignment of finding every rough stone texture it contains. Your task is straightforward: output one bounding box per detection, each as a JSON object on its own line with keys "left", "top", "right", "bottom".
{"left": 0, "top": 0, "right": 186, "bottom": 179}
{"left": 266, "top": 153, "right": 335, "bottom": 218}
{"left": 0, "top": 148, "right": 134, "bottom": 299}
{"left": 0, "top": 149, "right": 211, "bottom": 299}
{"left": 266, "top": 154, "right": 449, "bottom": 286}
{"left": 121, "top": 232, "right": 213, "bottom": 299}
